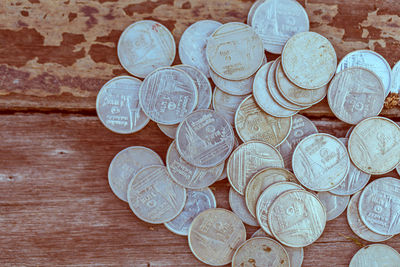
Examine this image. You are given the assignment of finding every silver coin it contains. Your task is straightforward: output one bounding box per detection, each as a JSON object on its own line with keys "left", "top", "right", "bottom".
{"left": 345, "top": 126, "right": 355, "bottom": 138}
{"left": 212, "top": 87, "right": 249, "bottom": 126}
{"left": 247, "top": 0, "right": 264, "bottom": 26}
{"left": 139, "top": 67, "right": 198, "bottom": 125}
{"left": 317, "top": 191, "right": 349, "bottom": 221}
{"left": 349, "top": 244, "right": 400, "bottom": 267}
{"left": 157, "top": 123, "right": 178, "bottom": 139}
{"left": 216, "top": 136, "right": 240, "bottom": 181}
{"left": 179, "top": 20, "right": 222, "bottom": 78}
{"left": 229, "top": 187, "right": 259, "bottom": 226}
{"left": 96, "top": 76, "right": 150, "bottom": 134}
{"left": 391, "top": 60, "right": 400, "bottom": 94}
{"left": 164, "top": 188, "right": 216, "bottom": 236}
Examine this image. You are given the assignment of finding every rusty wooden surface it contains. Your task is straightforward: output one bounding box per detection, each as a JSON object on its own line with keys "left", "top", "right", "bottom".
{"left": 0, "top": 0, "right": 400, "bottom": 266}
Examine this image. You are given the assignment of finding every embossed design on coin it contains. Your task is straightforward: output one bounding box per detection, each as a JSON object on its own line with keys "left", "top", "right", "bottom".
{"left": 118, "top": 20, "right": 175, "bottom": 78}
{"left": 317, "top": 191, "right": 349, "bottom": 221}
{"left": 212, "top": 87, "right": 249, "bottom": 126}
{"left": 349, "top": 244, "right": 400, "bottom": 267}
{"left": 229, "top": 187, "right": 259, "bottom": 226}
{"left": 157, "top": 123, "right": 178, "bottom": 139}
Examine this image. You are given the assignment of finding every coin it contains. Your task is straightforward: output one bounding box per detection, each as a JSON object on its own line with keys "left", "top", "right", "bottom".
{"left": 229, "top": 187, "right": 259, "bottom": 226}
{"left": 227, "top": 141, "right": 284, "bottom": 195}
{"left": 391, "top": 60, "right": 400, "bottom": 94}
{"left": 108, "top": 146, "right": 164, "bottom": 202}
{"left": 231, "top": 237, "right": 290, "bottom": 267}
{"left": 165, "top": 188, "right": 216, "bottom": 236}
{"left": 127, "top": 165, "right": 186, "bottom": 224}
{"left": 292, "top": 133, "right": 350, "bottom": 191}
{"left": 345, "top": 126, "right": 355, "bottom": 138}
{"left": 212, "top": 87, "right": 249, "bottom": 126}
{"left": 166, "top": 140, "right": 224, "bottom": 189}
{"left": 206, "top": 22, "right": 264, "bottom": 80}
{"left": 139, "top": 67, "right": 198, "bottom": 125}
{"left": 397, "top": 164, "right": 400, "bottom": 176}
{"left": 176, "top": 109, "right": 235, "bottom": 168}
{"left": 348, "top": 116, "right": 400, "bottom": 175}
{"left": 282, "top": 32, "right": 337, "bottom": 89}
{"left": 349, "top": 244, "right": 400, "bottom": 267}
{"left": 359, "top": 177, "right": 400, "bottom": 235}
{"left": 179, "top": 20, "right": 222, "bottom": 78}
{"left": 247, "top": 0, "right": 264, "bottom": 26}
{"left": 117, "top": 20, "right": 175, "bottom": 78}
{"left": 96, "top": 76, "right": 150, "bottom": 134}
{"left": 188, "top": 208, "right": 246, "bottom": 266}
{"left": 235, "top": 95, "right": 292, "bottom": 146}
{"left": 316, "top": 191, "right": 349, "bottom": 221}
{"left": 268, "top": 190, "right": 327, "bottom": 247}
{"left": 157, "top": 123, "right": 178, "bottom": 139}
{"left": 216, "top": 136, "right": 240, "bottom": 181}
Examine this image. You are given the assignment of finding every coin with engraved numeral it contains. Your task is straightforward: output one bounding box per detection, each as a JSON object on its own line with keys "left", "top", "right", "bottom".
{"left": 317, "top": 191, "right": 349, "bottom": 221}
{"left": 165, "top": 188, "right": 216, "bottom": 236}
{"left": 97, "top": 76, "right": 150, "bottom": 134}
{"left": 349, "top": 244, "right": 400, "bottom": 267}
{"left": 118, "top": 20, "right": 175, "bottom": 78}
{"left": 188, "top": 208, "right": 246, "bottom": 266}
{"left": 157, "top": 123, "right": 178, "bottom": 139}
{"left": 229, "top": 187, "right": 259, "bottom": 226}
{"left": 127, "top": 165, "right": 186, "bottom": 224}
{"left": 212, "top": 87, "right": 249, "bottom": 126}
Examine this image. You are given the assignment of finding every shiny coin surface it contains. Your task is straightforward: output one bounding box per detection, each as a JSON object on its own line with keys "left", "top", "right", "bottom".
{"left": 349, "top": 244, "right": 400, "bottom": 267}
{"left": 157, "top": 123, "right": 178, "bottom": 139}
{"left": 328, "top": 67, "right": 385, "bottom": 125}
{"left": 292, "top": 133, "right": 350, "bottom": 191}
{"left": 179, "top": 20, "right": 222, "bottom": 78}
{"left": 210, "top": 68, "right": 255, "bottom": 96}
{"left": 188, "top": 208, "right": 246, "bottom": 266}
{"left": 229, "top": 187, "right": 259, "bottom": 226}
{"left": 268, "top": 190, "right": 327, "bottom": 247}
{"left": 139, "top": 67, "right": 198, "bottom": 125}
{"left": 348, "top": 116, "right": 400, "bottom": 175}
{"left": 235, "top": 95, "right": 292, "bottom": 146}
{"left": 176, "top": 109, "right": 235, "bottom": 168}
{"left": 212, "top": 87, "right": 249, "bottom": 126}
{"left": 127, "top": 165, "right": 186, "bottom": 224}
{"left": 164, "top": 188, "right": 216, "bottom": 236}
{"left": 359, "top": 177, "right": 400, "bottom": 235}
{"left": 108, "top": 146, "right": 164, "bottom": 202}
{"left": 232, "top": 237, "right": 290, "bottom": 267}
{"left": 206, "top": 22, "right": 264, "bottom": 80}
{"left": 317, "top": 191, "right": 349, "bottom": 221}
{"left": 391, "top": 61, "right": 400, "bottom": 94}
{"left": 117, "top": 20, "right": 175, "bottom": 78}
{"left": 227, "top": 141, "right": 284, "bottom": 195}
{"left": 97, "top": 76, "right": 150, "bottom": 134}
{"left": 282, "top": 32, "right": 337, "bottom": 89}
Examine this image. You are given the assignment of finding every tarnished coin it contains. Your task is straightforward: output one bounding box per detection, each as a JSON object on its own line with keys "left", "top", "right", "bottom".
{"left": 179, "top": 20, "right": 222, "bottom": 78}
{"left": 235, "top": 95, "right": 292, "bottom": 146}
{"left": 349, "top": 244, "right": 400, "bottom": 267}
{"left": 96, "top": 76, "right": 150, "bottom": 134}
{"left": 316, "top": 191, "right": 349, "bottom": 221}
{"left": 232, "top": 237, "right": 290, "bottom": 267}
{"left": 108, "top": 146, "right": 164, "bottom": 202}
{"left": 117, "top": 20, "right": 175, "bottom": 78}
{"left": 282, "top": 32, "right": 337, "bottom": 89}
{"left": 268, "top": 190, "right": 327, "bottom": 247}
{"left": 165, "top": 188, "right": 216, "bottom": 236}
{"left": 206, "top": 22, "right": 264, "bottom": 80}
{"left": 212, "top": 87, "right": 249, "bottom": 126}
{"left": 348, "top": 116, "right": 400, "bottom": 174}
{"left": 188, "top": 208, "right": 246, "bottom": 266}
{"left": 227, "top": 141, "right": 284, "bottom": 195}
{"left": 139, "top": 67, "right": 198, "bottom": 125}
{"left": 166, "top": 141, "right": 224, "bottom": 189}
{"left": 157, "top": 123, "right": 178, "bottom": 139}
{"left": 292, "top": 133, "right": 350, "bottom": 191}
{"left": 176, "top": 109, "right": 235, "bottom": 168}
{"left": 359, "top": 177, "right": 400, "bottom": 235}
{"left": 391, "top": 60, "right": 400, "bottom": 94}
{"left": 127, "top": 165, "right": 186, "bottom": 224}
{"left": 229, "top": 187, "right": 259, "bottom": 226}
{"left": 328, "top": 67, "right": 385, "bottom": 125}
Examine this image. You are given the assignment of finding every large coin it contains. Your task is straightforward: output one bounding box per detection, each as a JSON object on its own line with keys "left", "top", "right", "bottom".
{"left": 139, "top": 67, "right": 198, "bottom": 125}
{"left": 348, "top": 116, "right": 400, "bottom": 174}
{"left": 176, "top": 109, "right": 235, "bottom": 168}
{"left": 229, "top": 187, "right": 259, "bottom": 226}
{"left": 292, "top": 133, "right": 350, "bottom": 191}
{"left": 188, "top": 208, "right": 246, "bottom": 266}
{"left": 127, "top": 166, "right": 186, "bottom": 224}
{"left": 349, "top": 244, "right": 400, "bottom": 267}
{"left": 212, "top": 87, "right": 249, "bottom": 126}
{"left": 316, "top": 191, "right": 349, "bottom": 221}
{"left": 96, "top": 76, "right": 149, "bottom": 134}
{"left": 157, "top": 123, "right": 178, "bottom": 139}
{"left": 117, "top": 20, "right": 175, "bottom": 78}
{"left": 282, "top": 32, "right": 337, "bottom": 89}
{"left": 391, "top": 60, "right": 400, "bottom": 94}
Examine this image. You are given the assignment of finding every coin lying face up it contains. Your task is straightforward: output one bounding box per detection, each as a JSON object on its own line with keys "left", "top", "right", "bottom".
{"left": 349, "top": 244, "right": 400, "bottom": 267}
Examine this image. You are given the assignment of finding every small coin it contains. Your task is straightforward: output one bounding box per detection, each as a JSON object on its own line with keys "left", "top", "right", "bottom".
{"left": 108, "top": 146, "right": 164, "bottom": 202}
{"left": 229, "top": 187, "right": 259, "bottom": 226}
{"left": 235, "top": 95, "right": 292, "bottom": 146}
{"left": 316, "top": 191, "right": 349, "bottom": 221}
{"left": 127, "top": 165, "right": 186, "bottom": 224}
{"left": 349, "top": 244, "right": 400, "bottom": 267}
{"left": 96, "top": 76, "right": 150, "bottom": 134}
{"left": 227, "top": 141, "right": 284, "bottom": 195}
{"left": 157, "top": 123, "right": 178, "bottom": 139}
{"left": 212, "top": 87, "right": 249, "bottom": 126}
{"left": 292, "top": 133, "right": 350, "bottom": 191}
{"left": 268, "top": 190, "right": 327, "bottom": 247}
{"left": 176, "top": 109, "right": 235, "bottom": 168}
{"left": 188, "top": 208, "right": 246, "bottom": 266}
{"left": 359, "top": 177, "right": 400, "bottom": 235}
{"left": 139, "top": 67, "right": 198, "bottom": 125}
{"left": 282, "top": 32, "right": 337, "bottom": 89}
{"left": 206, "top": 22, "right": 264, "bottom": 80}
{"left": 117, "top": 20, "right": 175, "bottom": 78}
{"left": 391, "top": 60, "right": 400, "bottom": 94}
{"left": 348, "top": 116, "right": 400, "bottom": 175}
{"left": 164, "top": 188, "right": 216, "bottom": 236}
{"left": 232, "top": 237, "right": 290, "bottom": 267}
{"left": 179, "top": 20, "right": 222, "bottom": 78}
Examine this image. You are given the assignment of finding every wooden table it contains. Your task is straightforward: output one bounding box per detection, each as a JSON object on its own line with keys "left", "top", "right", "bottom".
{"left": 1, "top": 0, "right": 399, "bottom": 266}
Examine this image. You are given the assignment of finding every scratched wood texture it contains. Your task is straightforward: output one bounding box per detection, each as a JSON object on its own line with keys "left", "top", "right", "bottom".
{"left": 0, "top": 0, "right": 400, "bottom": 266}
